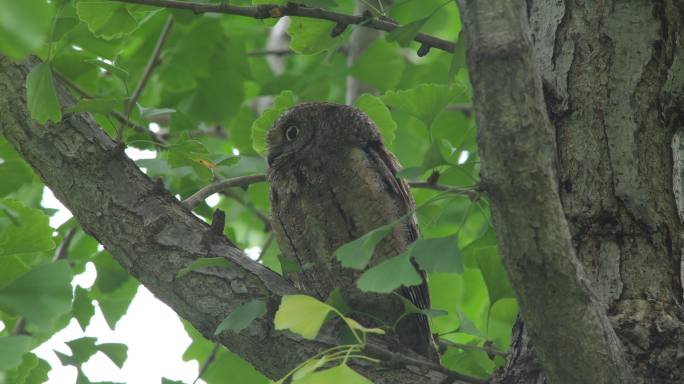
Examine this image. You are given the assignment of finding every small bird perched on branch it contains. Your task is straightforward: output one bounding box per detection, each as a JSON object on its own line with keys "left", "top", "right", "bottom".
{"left": 267, "top": 102, "right": 436, "bottom": 360}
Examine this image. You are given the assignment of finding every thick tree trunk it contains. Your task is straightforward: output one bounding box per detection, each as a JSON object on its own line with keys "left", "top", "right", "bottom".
{"left": 461, "top": 0, "right": 684, "bottom": 382}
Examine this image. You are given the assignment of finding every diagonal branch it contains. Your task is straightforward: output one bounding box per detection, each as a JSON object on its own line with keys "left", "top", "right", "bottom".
{"left": 111, "top": 0, "right": 457, "bottom": 53}
{"left": 0, "top": 56, "right": 482, "bottom": 384}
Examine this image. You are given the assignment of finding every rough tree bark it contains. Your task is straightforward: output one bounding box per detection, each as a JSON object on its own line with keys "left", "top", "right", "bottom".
{"left": 459, "top": 0, "right": 684, "bottom": 383}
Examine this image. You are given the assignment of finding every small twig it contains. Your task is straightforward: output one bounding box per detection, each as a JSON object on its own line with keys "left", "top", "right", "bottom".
{"left": 54, "top": 71, "right": 166, "bottom": 145}
{"left": 110, "top": 0, "right": 457, "bottom": 53}
{"left": 117, "top": 15, "right": 174, "bottom": 141}
{"left": 247, "top": 48, "right": 295, "bottom": 56}
{"left": 438, "top": 339, "right": 507, "bottom": 357}
{"left": 53, "top": 227, "right": 77, "bottom": 262}
{"left": 409, "top": 182, "right": 481, "bottom": 200}
{"left": 256, "top": 233, "right": 274, "bottom": 262}
{"left": 193, "top": 342, "right": 221, "bottom": 384}
{"left": 182, "top": 174, "right": 268, "bottom": 210}
{"left": 446, "top": 103, "right": 473, "bottom": 114}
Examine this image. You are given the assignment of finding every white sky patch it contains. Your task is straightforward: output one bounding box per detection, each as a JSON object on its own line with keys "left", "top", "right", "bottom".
{"left": 457, "top": 150, "right": 470, "bottom": 165}
{"left": 148, "top": 122, "right": 161, "bottom": 133}
{"left": 205, "top": 193, "right": 220, "bottom": 207}
{"left": 41, "top": 187, "right": 72, "bottom": 228}
{"left": 0, "top": 157, "right": 5, "bottom": 165}
{"left": 232, "top": 148, "right": 240, "bottom": 156}
{"left": 124, "top": 147, "right": 157, "bottom": 160}
{"left": 0, "top": 321, "right": 5, "bottom": 333}
{"left": 34, "top": 287, "right": 202, "bottom": 384}
{"left": 71, "top": 45, "right": 83, "bottom": 51}
{"left": 244, "top": 246, "right": 262, "bottom": 261}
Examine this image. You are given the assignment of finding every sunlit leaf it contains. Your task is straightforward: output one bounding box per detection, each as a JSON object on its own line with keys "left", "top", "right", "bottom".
{"left": 274, "top": 295, "right": 333, "bottom": 339}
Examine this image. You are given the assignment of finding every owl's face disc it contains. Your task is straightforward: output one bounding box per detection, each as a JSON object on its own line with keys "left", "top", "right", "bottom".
{"left": 266, "top": 102, "right": 381, "bottom": 168}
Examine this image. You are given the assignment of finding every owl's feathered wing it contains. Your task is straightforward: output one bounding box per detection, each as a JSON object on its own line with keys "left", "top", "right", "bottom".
{"left": 362, "top": 141, "right": 435, "bottom": 358}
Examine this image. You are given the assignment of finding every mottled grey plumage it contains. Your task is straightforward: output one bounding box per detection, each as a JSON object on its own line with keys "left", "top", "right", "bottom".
{"left": 267, "top": 102, "right": 435, "bottom": 359}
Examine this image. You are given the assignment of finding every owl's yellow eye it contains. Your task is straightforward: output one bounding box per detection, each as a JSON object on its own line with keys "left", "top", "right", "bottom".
{"left": 285, "top": 125, "right": 299, "bottom": 141}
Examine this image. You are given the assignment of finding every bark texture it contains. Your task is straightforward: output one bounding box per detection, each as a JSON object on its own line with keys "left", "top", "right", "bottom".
{"left": 0, "top": 57, "right": 460, "bottom": 384}
{"left": 460, "top": 0, "right": 684, "bottom": 382}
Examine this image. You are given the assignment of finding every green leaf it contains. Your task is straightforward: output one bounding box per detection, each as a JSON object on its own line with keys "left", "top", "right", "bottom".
{"left": 251, "top": 90, "right": 296, "bottom": 156}
{"left": 422, "top": 139, "right": 450, "bottom": 170}
{"left": 0, "top": 138, "right": 34, "bottom": 197}
{"left": 382, "top": 84, "right": 461, "bottom": 127}
{"left": 91, "top": 278, "right": 138, "bottom": 330}
{"left": 93, "top": 251, "right": 129, "bottom": 293}
{"left": 356, "top": 252, "right": 422, "bottom": 293}
{"left": 456, "top": 310, "right": 485, "bottom": 338}
{"left": 448, "top": 34, "right": 466, "bottom": 85}
{"left": 274, "top": 295, "right": 333, "bottom": 340}
{"left": 334, "top": 222, "right": 395, "bottom": 270}
{"left": 75, "top": 0, "right": 138, "bottom": 39}
{"left": 350, "top": 40, "right": 405, "bottom": 91}
{"left": 65, "top": 337, "right": 98, "bottom": 365}
{"left": 72, "top": 286, "right": 95, "bottom": 331}
{"left": 294, "top": 364, "right": 371, "bottom": 384}
{"left": 2, "top": 352, "right": 50, "bottom": 384}
{"left": 0, "top": 199, "right": 54, "bottom": 257}
{"left": 215, "top": 299, "right": 267, "bottom": 335}
{"left": 0, "top": 261, "right": 73, "bottom": 329}
{"left": 26, "top": 62, "right": 62, "bottom": 124}
{"left": 411, "top": 234, "right": 463, "bottom": 274}
{"left": 386, "top": 17, "right": 429, "bottom": 47}
{"left": 0, "top": 0, "right": 53, "bottom": 60}
{"left": 0, "top": 336, "right": 32, "bottom": 370}
{"left": 476, "top": 246, "right": 515, "bottom": 305}
{"left": 84, "top": 59, "right": 129, "bottom": 81}
{"left": 66, "top": 98, "right": 125, "bottom": 115}
{"left": 158, "top": 18, "right": 222, "bottom": 91}
{"left": 288, "top": 17, "right": 342, "bottom": 54}
{"left": 228, "top": 106, "right": 258, "bottom": 156}
{"left": 96, "top": 343, "right": 128, "bottom": 368}
{"left": 354, "top": 94, "right": 396, "bottom": 146}
{"left": 177, "top": 257, "right": 232, "bottom": 278}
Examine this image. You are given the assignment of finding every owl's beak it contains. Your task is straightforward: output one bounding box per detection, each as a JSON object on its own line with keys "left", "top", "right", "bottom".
{"left": 267, "top": 151, "right": 280, "bottom": 167}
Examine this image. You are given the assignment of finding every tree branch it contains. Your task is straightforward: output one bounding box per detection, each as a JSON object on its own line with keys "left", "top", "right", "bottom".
{"left": 0, "top": 56, "right": 483, "bottom": 384}
{"left": 457, "top": 1, "right": 630, "bottom": 383}
{"left": 111, "top": 0, "right": 457, "bottom": 54}
{"left": 183, "top": 174, "right": 480, "bottom": 211}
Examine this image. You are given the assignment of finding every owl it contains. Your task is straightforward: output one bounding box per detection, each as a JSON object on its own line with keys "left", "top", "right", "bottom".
{"left": 267, "top": 102, "right": 435, "bottom": 359}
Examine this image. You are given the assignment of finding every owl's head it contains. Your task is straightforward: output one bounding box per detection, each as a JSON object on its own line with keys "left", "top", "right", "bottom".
{"left": 266, "top": 102, "right": 381, "bottom": 167}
